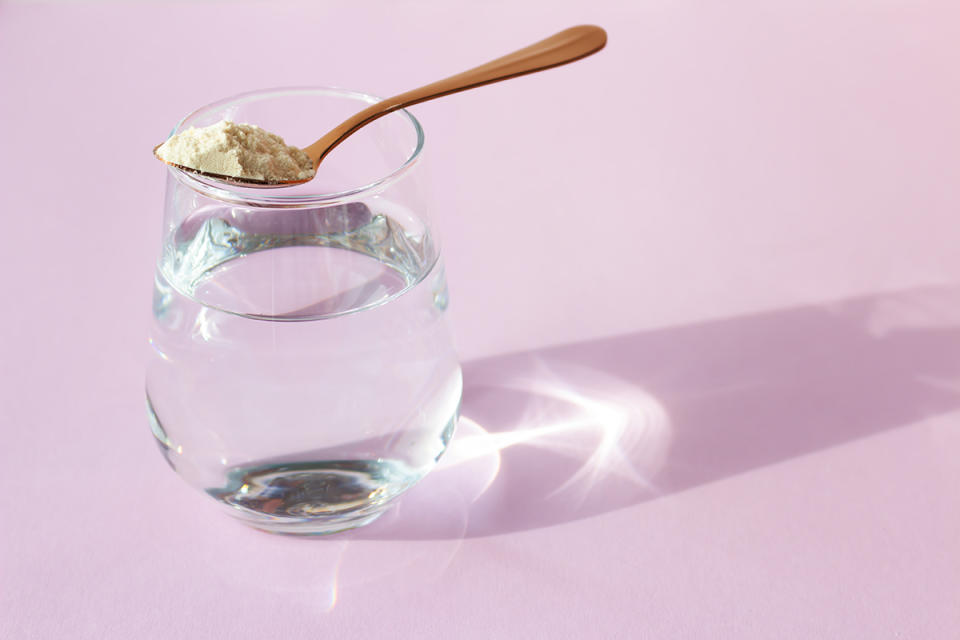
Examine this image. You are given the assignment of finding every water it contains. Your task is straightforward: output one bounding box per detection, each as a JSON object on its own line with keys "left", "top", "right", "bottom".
{"left": 146, "top": 201, "right": 462, "bottom": 534}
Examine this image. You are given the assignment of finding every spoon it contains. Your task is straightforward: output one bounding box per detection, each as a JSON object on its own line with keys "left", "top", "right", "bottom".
{"left": 154, "top": 25, "right": 607, "bottom": 188}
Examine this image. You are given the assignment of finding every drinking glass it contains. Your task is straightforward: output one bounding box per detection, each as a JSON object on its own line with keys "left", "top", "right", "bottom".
{"left": 145, "top": 87, "right": 461, "bottom": 535}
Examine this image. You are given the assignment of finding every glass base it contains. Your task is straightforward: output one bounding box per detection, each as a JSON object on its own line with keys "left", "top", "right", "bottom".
{"left": 222, "top": 506, "right": 388, "bottom": 536}
{"left": 205, "top": 459, "right": 420, "bottom": 536}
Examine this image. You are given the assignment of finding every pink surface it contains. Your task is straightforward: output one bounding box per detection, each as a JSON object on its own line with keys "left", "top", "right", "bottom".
{"left": 3, "top": 1, "right": 960, "bottom": 637}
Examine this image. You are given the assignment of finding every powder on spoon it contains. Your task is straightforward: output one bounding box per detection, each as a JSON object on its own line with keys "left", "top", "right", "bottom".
{"left": 156, "top": 120, "right": 316, "bottom": 183}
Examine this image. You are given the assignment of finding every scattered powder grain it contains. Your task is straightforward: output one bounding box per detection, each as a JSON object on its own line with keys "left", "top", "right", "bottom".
{"left": 156, "top": 120, "right": 315, "bottom": 183}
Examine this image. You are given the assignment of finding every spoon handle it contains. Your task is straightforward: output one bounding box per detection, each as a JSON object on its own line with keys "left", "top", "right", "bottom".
{"left": 303, "top": 25, "right": 607, "bottom": 167}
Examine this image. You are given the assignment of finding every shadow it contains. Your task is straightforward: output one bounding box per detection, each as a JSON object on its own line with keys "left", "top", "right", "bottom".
{"left": 349, "top": 285, "right": 960, "bottom": 540}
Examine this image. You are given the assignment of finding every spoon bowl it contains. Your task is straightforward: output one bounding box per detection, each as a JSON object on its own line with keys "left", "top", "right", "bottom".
{"left": 153, "top": 142, "right": 311, "bottom": 187}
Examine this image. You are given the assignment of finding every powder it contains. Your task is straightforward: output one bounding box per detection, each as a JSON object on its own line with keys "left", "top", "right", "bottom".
{"left": 156, "top": 120, "right": 316, "bottom": 183}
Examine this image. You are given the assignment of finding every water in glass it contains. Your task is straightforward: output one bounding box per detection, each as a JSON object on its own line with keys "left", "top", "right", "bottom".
{"left": 146, "top": 198, "right": 461, "bottom": 534}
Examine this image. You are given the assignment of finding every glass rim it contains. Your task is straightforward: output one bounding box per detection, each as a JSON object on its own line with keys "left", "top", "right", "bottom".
{"left": 165, "top": 86, "right": 426, "bottom": 207}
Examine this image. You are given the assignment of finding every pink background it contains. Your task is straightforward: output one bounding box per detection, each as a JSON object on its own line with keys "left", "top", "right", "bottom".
{"left": 3, "top": 1, "right": 960, "bottom": 637}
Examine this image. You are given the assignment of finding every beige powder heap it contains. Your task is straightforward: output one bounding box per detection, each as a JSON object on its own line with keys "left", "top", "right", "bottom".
{"left": 156, "top": 120, "right": 316, "bottom": 183}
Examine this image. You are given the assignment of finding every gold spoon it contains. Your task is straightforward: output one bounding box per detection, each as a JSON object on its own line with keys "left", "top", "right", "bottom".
{"left": 154, "top": 25, "right": 607, "bottom": 188}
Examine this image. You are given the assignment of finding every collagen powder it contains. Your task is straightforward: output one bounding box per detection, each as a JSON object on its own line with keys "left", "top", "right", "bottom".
{"left": 156, "top": 120, "right": 315, "bottom": 183}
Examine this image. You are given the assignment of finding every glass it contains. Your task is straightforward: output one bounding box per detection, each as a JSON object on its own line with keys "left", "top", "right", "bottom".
{"left": 145, "top": 88, "right": 461, "bottom": 535}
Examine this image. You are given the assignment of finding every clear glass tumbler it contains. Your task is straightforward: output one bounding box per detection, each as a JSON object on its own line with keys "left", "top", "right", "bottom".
{"left": 145, "top": 87, "right": 461, "bottom": 535}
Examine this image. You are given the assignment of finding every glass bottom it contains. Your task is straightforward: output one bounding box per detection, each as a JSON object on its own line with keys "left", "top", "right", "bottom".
{"left": 206, "top": 459, "right": 421, "bottom": 536}
{"left": 147, "top": 392, "right": 459, "bottom": 537}
{"left": 220, "top": 503, "right": 388, "bottom": 536}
